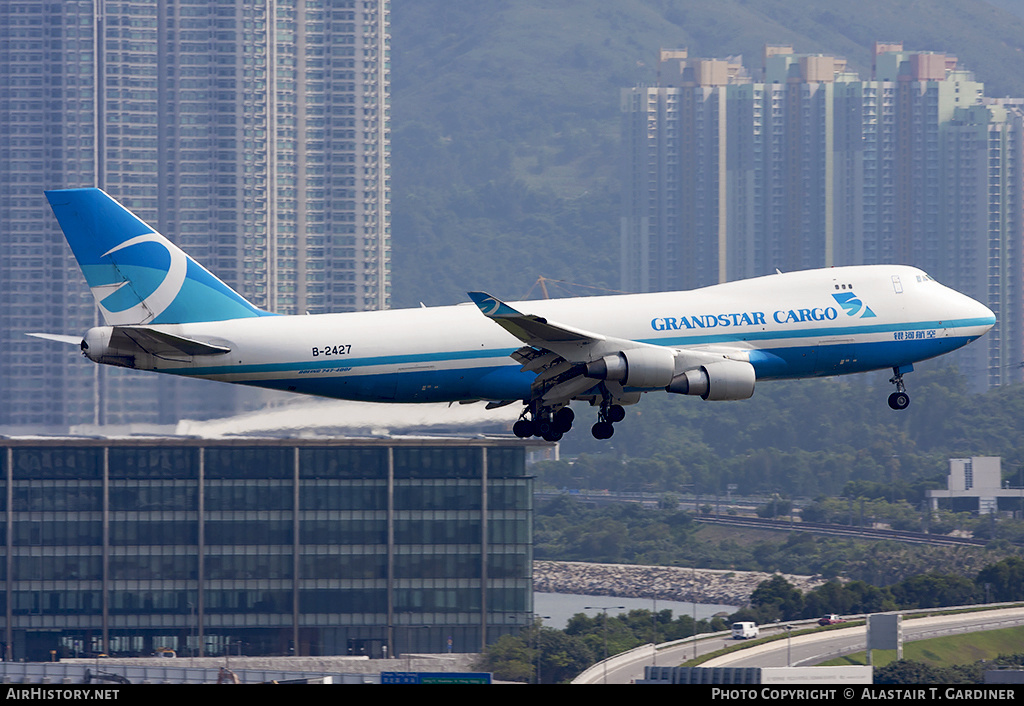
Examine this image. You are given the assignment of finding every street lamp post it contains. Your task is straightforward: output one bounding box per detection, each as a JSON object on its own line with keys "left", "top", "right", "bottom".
{"left": 784, "top": 624, "right": 793, "bottom": 667}
{"left": 584, "top": 605, "right": 624, "bottom": 684}
{"left": 533, "top": 614, "right": 550, "bottom": 685}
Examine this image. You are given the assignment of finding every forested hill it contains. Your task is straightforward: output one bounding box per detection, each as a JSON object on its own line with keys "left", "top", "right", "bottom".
{"left": 534, "top": 366, "right": 1024, "bottom": 498}
{"left": 387, "top": 0, "right": 1024, "bottom": 307}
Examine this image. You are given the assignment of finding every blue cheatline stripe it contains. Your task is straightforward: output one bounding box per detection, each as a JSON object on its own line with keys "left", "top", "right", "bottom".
{"left": 180, "top": 346, "right": 513, "bottom": 377}
{"left": 179, "top": 335, "right": 977, "bottom": 403}
{"left": 637, "top": 315, "right": 994, "bottom": 348}
{"left": 170, "top": 335, "right": 979, "bottom": 405}
{"left": 173, "top": 316, "right": 989, "bottom": 380}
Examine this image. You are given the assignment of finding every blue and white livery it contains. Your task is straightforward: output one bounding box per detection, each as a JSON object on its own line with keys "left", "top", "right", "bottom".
{"left": 35, "top": 188, "right": 995, "bottom": 440}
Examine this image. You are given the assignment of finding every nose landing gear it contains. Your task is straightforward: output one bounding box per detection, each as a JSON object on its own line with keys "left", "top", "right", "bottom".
{"left": 887, "top": 365, "right": 912, "bottom": 410}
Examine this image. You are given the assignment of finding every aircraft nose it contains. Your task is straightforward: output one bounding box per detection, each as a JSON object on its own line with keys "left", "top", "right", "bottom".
{"left": 961, "top": 293, "right": 996, "bottom": 332}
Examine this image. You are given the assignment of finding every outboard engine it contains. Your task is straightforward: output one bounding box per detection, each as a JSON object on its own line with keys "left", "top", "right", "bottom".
{"left": 666, "top": 360, "right": 755, "bottom": 400}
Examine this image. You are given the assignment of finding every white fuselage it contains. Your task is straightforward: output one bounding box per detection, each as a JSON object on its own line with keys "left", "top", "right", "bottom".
{"left": 89, "top": 265, "right": 995, "bottom": 404}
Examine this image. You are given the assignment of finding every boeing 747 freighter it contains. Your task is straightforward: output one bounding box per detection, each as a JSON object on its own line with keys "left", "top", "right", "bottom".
{"left": 34, "top": 188, "right": 996, "bottom": 440}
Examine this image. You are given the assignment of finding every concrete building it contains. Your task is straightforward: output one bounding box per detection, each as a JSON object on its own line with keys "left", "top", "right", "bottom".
{"left": 927, "top": 456, "right": 1024, "bottom": 515}
{"left": 0, "top": 0, "right": 391, "bottom": 430}
{"left": 0, "top": 436, "right": 534, "bottom": 661}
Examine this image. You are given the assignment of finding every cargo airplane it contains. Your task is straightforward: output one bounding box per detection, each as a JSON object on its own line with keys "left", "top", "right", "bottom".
{"left": 34, "top": 188, "right": 995, "bottom": 441}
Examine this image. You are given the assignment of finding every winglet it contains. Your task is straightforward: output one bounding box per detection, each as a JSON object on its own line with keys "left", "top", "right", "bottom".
{"left": 467, "top": 291, "right": 524, "bottom": 319}
{"left": 467, "top": 291, "right": 607, "bottom": 347}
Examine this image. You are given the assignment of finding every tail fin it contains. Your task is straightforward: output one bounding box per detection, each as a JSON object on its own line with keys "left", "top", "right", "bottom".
{"left": 45, "top": 188, "right": 271, "bottom": 325}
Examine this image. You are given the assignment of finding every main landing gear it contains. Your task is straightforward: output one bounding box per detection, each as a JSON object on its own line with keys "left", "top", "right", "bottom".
{"left": 513, "top": 403, "right": 575, "bottom": 442}
{"left": 591, "top": 400, "right": 626, "bottom": 440}
{"left": 513, "top": 392, "right": 629, "bottom": 442}
{"left": 888, "top": 365, "right": 911, "bottom": 410}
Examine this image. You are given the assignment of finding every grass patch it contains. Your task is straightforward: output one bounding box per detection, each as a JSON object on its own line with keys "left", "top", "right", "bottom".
{"left": 821, "top": 625, "right": 1024, "bottom": 668}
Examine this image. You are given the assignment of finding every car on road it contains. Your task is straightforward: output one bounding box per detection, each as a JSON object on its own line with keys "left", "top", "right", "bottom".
{"left": 818, "top": 614, "right": 845, "bottom": 626}
{"left": 731, "top": 621, "right": 760, "bottom": 639}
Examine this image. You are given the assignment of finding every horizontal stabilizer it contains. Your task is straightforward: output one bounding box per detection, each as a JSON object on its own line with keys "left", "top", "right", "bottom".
{"left": 27, "top": 332, "right": 83, "bottom": 346}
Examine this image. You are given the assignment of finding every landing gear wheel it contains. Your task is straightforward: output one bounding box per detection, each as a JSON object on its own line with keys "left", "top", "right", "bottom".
{"left": 887, "top": 366, "right": 911, "bottom": 411}
{"left": 513, "top": 419, "right": 535, "bottom": 438}
{"left": 535, "top": 417, "right": 555, "bottom": 438}
{"left": 553, "top": 407, "right": 575, "bottom": 433}
{"left": 606, "top": 404, "right": 625, "bottom": 423}
{"left": 888, "top": 392, "right": 910, "bottom": 410}
{"left": 591, "top": 421, "right": 615, "bottom": 440}
{"left": 541, "top": 429, "right": 563, "bottom": 442}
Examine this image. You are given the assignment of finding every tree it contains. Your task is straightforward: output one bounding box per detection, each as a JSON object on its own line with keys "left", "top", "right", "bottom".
{"left": 874, "top": 660, "right": 982, "bottom": 685}
{"left": 475, "top": 633, "right": 536, "bottom": 683}
{"left": 749, "top": 575, "right": 804, "bottom": 621}
{"left": 891, "top": 573, "right": 980, "bottom": 609}
{"left": 975, "top": 556, "right": 1024, "bottom": 602}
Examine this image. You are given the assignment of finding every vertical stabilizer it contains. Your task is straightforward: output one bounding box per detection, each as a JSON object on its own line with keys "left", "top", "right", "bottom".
{"left": 45, "top": 188, "right": 271, "bottom": 325}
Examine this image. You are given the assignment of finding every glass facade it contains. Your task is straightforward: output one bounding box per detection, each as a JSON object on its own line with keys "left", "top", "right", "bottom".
{"left": 0, "top": 438, "right": 532, "bottom": 661}
{"left": 0, "top": 0, "right": 391, "bottom": 429}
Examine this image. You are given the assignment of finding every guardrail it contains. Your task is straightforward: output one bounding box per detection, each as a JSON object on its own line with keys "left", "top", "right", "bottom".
{"left": 571, "top": 603, "right": 1024, "bottom": 684}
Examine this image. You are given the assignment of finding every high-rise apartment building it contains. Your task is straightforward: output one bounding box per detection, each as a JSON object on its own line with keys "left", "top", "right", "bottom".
{"left": 0, "top": 0, "right": 391, "bottom": 430}
{"left": 943, "top": 101, "right": 1023, "bottom": 388}
{"left": 621, "top": 43, "right": 1023, "bottom": 390}
{"left": 621, "top": 50, "right": 744, "bottom": 292}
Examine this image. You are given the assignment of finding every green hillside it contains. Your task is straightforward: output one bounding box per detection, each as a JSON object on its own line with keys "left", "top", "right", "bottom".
{"left": 388, "top": 0, "right": 1024, "bottom": 305}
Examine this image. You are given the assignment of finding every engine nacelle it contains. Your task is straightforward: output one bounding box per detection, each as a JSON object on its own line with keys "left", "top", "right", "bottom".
{"left": 666, "top": 360, "right": 756, "bottom": 401}
{"left": 584, "top": 347, "right": 676, "bottom": 389}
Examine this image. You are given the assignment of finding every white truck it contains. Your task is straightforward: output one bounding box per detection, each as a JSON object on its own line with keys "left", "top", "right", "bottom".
{"left": 731, "top": 621, "right": 760, "bottom": 639}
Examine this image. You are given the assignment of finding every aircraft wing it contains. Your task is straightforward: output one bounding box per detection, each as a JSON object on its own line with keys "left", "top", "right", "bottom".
{"left": 468, "top": 291, "right": 754, "bottom": 410}
{"left": 468, "top": 291, "right": 670, "bottom": 407}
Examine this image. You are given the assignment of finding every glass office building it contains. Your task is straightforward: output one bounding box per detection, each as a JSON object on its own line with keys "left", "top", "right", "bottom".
{"left": 0, "top": 437, "right": 534, "bottom": 661}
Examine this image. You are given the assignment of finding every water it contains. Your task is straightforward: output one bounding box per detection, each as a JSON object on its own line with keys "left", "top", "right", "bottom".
{"left": 534, "top": 592, "right": 737, "bottom": 629}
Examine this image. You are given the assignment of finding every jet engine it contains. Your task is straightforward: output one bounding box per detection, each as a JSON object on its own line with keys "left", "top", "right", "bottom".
{"left": 584, "top": 347, "right": 676, "bottom": 389}
{"left": 666, "top": 360, "right": 755, "bottom": 400}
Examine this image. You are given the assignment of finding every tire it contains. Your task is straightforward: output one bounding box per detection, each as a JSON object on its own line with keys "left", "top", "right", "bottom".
{"left": 888, "top": 392, "right": 910, "bottom": 410}
{"left": 513, "top": 419, "right": 535, "bottom": 438}
{"left": 554, "top": 407, "right": 575, "bottom": 433}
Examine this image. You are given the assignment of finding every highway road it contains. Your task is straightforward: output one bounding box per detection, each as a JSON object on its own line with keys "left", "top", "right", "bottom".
{"left": 574, "top": 605, "right": 1024, "bottom": 684}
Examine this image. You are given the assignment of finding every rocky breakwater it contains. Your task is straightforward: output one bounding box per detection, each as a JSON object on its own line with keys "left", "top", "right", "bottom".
{"left": 534, "top": 560, "right": 826, "bottom": 607}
